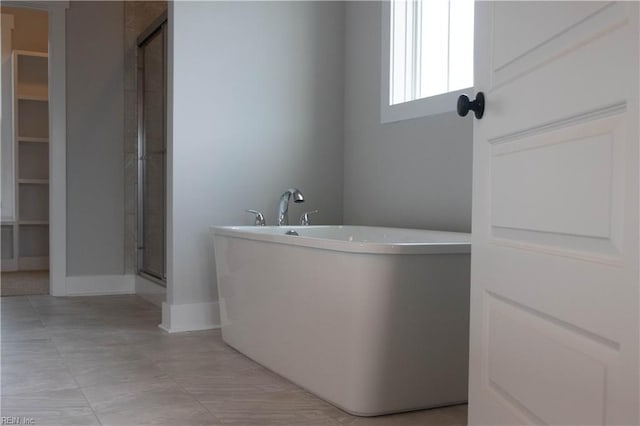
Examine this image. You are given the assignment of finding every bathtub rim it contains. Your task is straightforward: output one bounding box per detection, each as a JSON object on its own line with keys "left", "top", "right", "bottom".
{"left": 210, "top": 225, "right": 470, "bottom": 255}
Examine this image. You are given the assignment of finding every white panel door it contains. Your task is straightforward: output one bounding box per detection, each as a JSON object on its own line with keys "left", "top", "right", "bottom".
{"left": 469, "top": 2, "right": 639, "bottom": 424}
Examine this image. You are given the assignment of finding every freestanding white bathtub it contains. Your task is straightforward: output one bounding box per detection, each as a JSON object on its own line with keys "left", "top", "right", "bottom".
{"left": 211, "top": 225, "right": 470, "bottom": 416}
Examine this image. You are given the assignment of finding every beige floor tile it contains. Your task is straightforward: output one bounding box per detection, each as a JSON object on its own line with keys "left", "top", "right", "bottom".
{"left": 71, "top": 358, "right": 169, "bottom": 388}
{"left": 49, "top": 329, "right": 130, "bottom": 353}
{"left": 131, "top": 333, "right": 230, "bottom": 361}
{"left": 180, "top": 370, "right": 304, "bottom": 403}
{"left": 77, "top": 294, "right": 158, "bottom": 313}
{"left": 155, "top": 350, "right": 263, "bottom": 377}
{"left": 28, "top": 294, "right": 86, "bottom": 307}
{"left": 0, "top": 305, "right": 39, "bottom": 322}
{"left": 201, "top": 388, "right": 344, "bottom": 425}
{"left": 81, "top": 377, "right": 177, "bottom": 404}
{"left": 0, "top": 338, "right": 59, "bottom": 359}
{"left": 41, "top": 315, "right": 121, "bottom": 331}
{"left": 61, "top": 343, "right": 149, "bottom": 365}
{"left": 1, "top": 388, "right": 99, "bottom": 425}
{"left": 0, "top": 294, "right": 469, "bottom": 426}
{"left": 0, "top": 324, "right": 50, "bottom": 342}
{"left": 1, "top": 388, "right": 89, "bottom": 409}
{"left": 1, "top": 359, "right": 78, "bottom": 396}
{"left": 1, "top": 271, "right": 49, "bottom": 296}
{"left": 82, "top": 379, "right": 219, "bottom": 425}
{"left": 117, "top": 326, "right": 169, "bottom": 343}
{"left": 1, "top": 317, "right": 45, "bottom": 331}
{"left": 0, "top": 408, "right": 101, "bottom": 426}
{"left": 1, "top": 295, "right": 34, "bottom": 307}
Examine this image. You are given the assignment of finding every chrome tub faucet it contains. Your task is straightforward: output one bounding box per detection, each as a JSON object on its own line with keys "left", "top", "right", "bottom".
{"left": 277, "top": 188, "right": 304, "bottom": 226}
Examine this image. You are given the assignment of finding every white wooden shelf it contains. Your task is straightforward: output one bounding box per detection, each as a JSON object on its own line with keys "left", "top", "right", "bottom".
{"left": 13, "top": 49, "right": 47, "bottom": 57}
{"left": 18, "top": 220, "right": 49, "bottom": 225}
{"left": 18, "top": 136, "right": 48, "bottom": 143}
{"left": 2, "top": 50, "right": 51, "bottom": 272}
{"left": 18, "top": 179, "right": 48, "bottom": 185}
{"left": 17, "top": 94, "right": 47, "bottom": 102}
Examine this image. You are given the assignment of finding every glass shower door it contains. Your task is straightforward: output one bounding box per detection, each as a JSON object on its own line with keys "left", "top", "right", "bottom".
{"left": 137, "top": 18, "right": 166, "bottom": 282}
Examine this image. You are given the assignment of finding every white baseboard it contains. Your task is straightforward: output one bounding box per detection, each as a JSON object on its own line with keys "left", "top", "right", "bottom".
{"left": 159, "top": 301, "right": 221, "bottom": 333}
{"left": 135, "top": 275, "right": 165, "bottom": 307}
{"left": 65, "top": 274, "right": 136, "bottom": 296}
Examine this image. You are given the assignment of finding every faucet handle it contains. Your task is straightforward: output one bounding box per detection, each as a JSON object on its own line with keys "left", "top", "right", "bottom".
{"left": 299, "top": 210, "right": 318, "bottom": 226}
{"left": 246, "top": 209, "right": 266, "bottom": 226}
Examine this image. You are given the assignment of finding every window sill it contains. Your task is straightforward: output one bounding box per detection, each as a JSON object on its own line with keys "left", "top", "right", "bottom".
{"left": 380, "top": 88, "right": 470, "bottom": 124}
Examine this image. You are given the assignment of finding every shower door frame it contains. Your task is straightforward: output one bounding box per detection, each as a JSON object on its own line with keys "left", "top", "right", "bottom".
{"left": 137, "top": 12, "right": 167, "bottom": 285}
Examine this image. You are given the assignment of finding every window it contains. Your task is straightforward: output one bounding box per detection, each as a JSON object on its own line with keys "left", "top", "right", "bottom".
{"left": 381, "top": 0, "right": 474, "bottom": 122}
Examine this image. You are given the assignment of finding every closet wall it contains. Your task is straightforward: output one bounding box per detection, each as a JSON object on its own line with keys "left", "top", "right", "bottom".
{"left": 66, "top": 1, "right": 125, "bottom": 276}
{"left": 0, "top": 6, "right": 47, "bottom": 51}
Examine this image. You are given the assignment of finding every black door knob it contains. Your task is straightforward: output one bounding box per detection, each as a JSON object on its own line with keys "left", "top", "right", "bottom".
{"left": 457, "top": 92, "right": 485, "bottom": 119}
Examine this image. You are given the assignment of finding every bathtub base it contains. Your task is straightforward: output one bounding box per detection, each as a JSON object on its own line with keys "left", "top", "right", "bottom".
{"left": 223, "top": 338, "right": 469, "bottom": 417}
{"left": 213, "top": 227, "right": 471, "bottom": 416}
{"left": 337, "top": 402, "right": 469, "bottom": 417}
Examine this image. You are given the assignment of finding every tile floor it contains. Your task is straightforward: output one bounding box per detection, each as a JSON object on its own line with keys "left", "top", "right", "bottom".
{"left": 0, "top": 294, "right": 467, "bottom": 425}
{"left": 0, "top": 271, "right": 49, "bottom": 296}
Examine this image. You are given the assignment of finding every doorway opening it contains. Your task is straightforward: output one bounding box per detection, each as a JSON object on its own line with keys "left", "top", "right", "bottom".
{"left": 0, "top": 7, "right": 50, "bottom": 296}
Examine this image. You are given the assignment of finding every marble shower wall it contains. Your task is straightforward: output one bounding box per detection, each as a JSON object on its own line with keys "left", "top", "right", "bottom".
{"left": 124, "top": 1, "right": 167, "bottom": 274}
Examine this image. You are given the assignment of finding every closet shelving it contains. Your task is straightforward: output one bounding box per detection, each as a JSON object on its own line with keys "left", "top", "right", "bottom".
{"left": 1, "top": 50, "right": 49, "bottom": 272}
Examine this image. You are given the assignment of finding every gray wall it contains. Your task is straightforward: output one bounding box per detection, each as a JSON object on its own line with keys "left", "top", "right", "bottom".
{"left": 343, "top": 2, "right": 473, "bottom": 232}
{"left": 66, "top": 1, "right": 125, "bottom": 275}
{"left": 169, "top": 1, "right": 345, "bottom": 305}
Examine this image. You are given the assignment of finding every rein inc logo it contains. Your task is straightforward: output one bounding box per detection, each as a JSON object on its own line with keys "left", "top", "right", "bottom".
{"left": 1, "top": 417, "right": 34, "bottom": 425}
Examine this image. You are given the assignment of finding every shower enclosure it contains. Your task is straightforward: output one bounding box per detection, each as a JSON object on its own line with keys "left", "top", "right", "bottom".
{"left": 137, "top": 13, "right": 167, "bottom": 283}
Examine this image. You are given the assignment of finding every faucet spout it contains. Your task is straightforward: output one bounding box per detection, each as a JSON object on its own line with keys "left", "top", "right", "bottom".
{"left": 277, "top": 188, "right": 304, "bottom": 226}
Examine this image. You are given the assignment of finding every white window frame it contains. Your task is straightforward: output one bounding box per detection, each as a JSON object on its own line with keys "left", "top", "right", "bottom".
{"left": 380, "top": 0, "right": 472, "bottom": 123}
